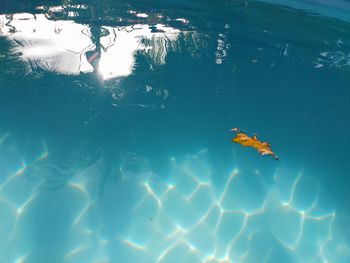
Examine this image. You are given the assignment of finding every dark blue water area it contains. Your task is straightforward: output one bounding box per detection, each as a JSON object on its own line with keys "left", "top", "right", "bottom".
{"left": 0, "top": 1, "right": 350, "bottom": 262}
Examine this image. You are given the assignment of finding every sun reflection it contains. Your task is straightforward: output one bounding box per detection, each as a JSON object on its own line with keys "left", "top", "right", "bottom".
{"left": 0, "top": 13, "right": 190, "bottom": 81}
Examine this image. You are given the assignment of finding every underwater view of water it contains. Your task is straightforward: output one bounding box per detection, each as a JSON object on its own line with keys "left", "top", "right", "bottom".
{"left": 0, "top": 0, "right": 350, "bottom": 262}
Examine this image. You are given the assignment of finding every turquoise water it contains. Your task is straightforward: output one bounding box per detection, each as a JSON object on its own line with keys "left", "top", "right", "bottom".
{"left": 1, "top": 1, "right": 350, "bottom": 262}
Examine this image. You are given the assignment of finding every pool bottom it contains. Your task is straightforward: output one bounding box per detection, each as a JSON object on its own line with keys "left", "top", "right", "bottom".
{"left": 0, "top": 135, "right": 348, "bottom": 263}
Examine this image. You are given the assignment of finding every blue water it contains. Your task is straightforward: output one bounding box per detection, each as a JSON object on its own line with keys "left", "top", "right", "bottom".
{"left": 0, "top": 1, "right": 350, "bottom": 262}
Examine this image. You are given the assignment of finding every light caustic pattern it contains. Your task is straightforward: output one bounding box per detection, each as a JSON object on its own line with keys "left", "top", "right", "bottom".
{"left": 0, "top": 133, "right": 48, "bottom": 263}
{"left": 125, "top": 151, "right": 346, "bottom": 263}
{"left": 0, "top": 133, "right": 349, "bottom": 263}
